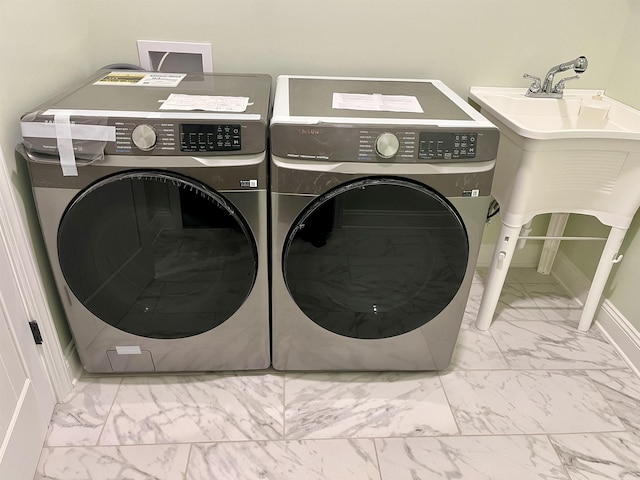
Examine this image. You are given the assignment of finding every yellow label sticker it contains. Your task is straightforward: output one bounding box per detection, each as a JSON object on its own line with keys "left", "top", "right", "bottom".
{"left": 95, "top": 72, "right": 147, "bottom": 85}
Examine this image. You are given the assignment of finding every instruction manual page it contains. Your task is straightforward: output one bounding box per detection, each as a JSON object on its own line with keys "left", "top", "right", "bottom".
{"left": 332, "top": 93, "right": 424, "bottom": 113}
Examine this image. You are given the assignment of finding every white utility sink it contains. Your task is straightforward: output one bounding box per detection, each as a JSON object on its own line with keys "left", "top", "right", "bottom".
{"left": 469, "top": 87, "right": 640, "bottom": 141}
{"left": 468, "top": 86, "right": 640, "bottom": 332}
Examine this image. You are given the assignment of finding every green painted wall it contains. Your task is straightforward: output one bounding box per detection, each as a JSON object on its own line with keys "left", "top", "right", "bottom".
{"left": 560, "top": 0, "right": 640, "bottom": 332}
{"left": 0, "top": 0, "right": 638, "bottom": 351}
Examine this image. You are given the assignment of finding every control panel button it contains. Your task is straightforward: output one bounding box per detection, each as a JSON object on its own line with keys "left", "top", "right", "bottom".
{"left": 375, "top": 133, "right": 400, "bottom": 159}
{"left": 131, "top": 124, "right": 157, "bottom": 151}
{"left": 180, "top": 124, "right": 241, "bottom": 152}
{"left": 418, "top": 132, "right": 478, "bottom": 160}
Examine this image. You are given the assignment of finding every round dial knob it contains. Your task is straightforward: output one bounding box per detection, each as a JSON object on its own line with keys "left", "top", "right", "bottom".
{"left": 131, "top": 124, "right": 157, "bottom": 151}
{"left": 375, "top": 133, "right": 400, "bottom": 159}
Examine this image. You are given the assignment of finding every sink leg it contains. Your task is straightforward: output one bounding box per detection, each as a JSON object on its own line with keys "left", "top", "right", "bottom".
{"left": 476, "top": 223, "right": 522, "bottom": 330}
{"left": 578, "top": 226, "right": 627, "bottom": 331}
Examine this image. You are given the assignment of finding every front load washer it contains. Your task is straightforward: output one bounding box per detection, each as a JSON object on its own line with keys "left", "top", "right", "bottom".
{"left": 18, "top": 69, "right": 271, "bottom": 373}
{"left": 270, "top": 75, "right": 499, "bottom": 371}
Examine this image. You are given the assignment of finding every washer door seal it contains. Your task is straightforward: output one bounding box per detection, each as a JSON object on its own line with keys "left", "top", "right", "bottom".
{"left": 282, "top": 177, "right": 469, "bottom": 339}
{"left": 57, "top": 170, "right": 257, "bottom": 339}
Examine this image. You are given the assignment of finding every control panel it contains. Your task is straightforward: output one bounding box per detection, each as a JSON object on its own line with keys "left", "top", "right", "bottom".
{"left": 267, "top": 123, "right": 500, "bottom": 163}
{"left": 348, "top": 129, "right": 478, "bottom": 163}
{"left": 109, "top": 121, "right": 253, "bottom": 155}
{"left": 358, "top": 130, "right": 478, "bottom": 162}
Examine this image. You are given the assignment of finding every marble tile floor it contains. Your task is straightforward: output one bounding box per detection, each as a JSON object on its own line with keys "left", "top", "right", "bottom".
{"left": 35, "top": 268, "right": 640, "bottom": 480}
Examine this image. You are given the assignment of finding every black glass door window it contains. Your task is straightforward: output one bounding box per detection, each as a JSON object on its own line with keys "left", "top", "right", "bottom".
{"left": 58, "top": 171, "right": 257, "bottom": 339}
{"left": 283, "top": 177, "right": 468, "bottom": 339}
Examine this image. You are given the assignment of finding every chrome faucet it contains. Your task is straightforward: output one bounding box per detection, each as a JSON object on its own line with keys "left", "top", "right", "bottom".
{"left": 524, "top": 56, "right": 588, "bottom": 98}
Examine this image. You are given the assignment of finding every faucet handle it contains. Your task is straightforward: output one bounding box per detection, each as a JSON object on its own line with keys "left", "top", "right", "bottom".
{"left": 523, "top": 73, "right": 542, "bottom": 94}
{"left": 552, "top": 74, "right": 580, "bottom": 94}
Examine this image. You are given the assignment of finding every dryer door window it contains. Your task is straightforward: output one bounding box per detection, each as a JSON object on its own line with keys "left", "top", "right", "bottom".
{"left": 283, "top": 177, "right": 469, "bottom": 339}
{"left": 57, "top": 170, "right": 257, "bottom": 339}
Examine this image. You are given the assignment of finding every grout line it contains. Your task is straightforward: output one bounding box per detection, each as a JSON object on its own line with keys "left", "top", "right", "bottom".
{"left": 38, "top": 429, "right": 637, "bottom": 449}
{"left": 371, "top": 438, "right": 384, "bottom": 480}
{"left": 435, "top": 370, "right": 462, "bottom": 436}
{"left": 95, "top": 376, "right": 124, "bottom": 446}
{"left": 183, "top": 443, "right": 194, "bottom": 480}
{"left": 542, "top": 434, "right": 573, "bottom": 480}
{"left": 580, "top": 369, "right": 633, "bottom": 432}
{"left": 282, "top": 373, "right": 287, "bottom": 439}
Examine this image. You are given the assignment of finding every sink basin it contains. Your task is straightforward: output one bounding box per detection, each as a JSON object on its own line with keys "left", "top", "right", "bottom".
{"left": 469, "top": 87, "right": 640, "bottom": 141}
{"left": 467, "top": 85, "right": 640, "bottom": 228}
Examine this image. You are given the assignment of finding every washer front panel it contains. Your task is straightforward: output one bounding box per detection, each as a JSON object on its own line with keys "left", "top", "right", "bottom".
{"left": 57, "top": 170, "right": 257, "bottom": 339}
{"left": 282, "top": 177, "right": 468, "bottom": 339}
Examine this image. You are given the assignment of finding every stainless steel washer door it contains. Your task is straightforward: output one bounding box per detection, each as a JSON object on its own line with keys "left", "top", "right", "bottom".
{"left": 282, "top": 177, "right": 468, "bottom": 339}
{"left": 57, "top": 170, "right": 257, "bottom": 339}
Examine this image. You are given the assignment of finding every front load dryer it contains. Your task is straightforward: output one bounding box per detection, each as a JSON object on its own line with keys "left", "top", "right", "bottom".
{"left": 270, "top": 75, "right": 499, "bottom": 371}
{"left": 19, "top": 69, "right": 271, "bottom": 373}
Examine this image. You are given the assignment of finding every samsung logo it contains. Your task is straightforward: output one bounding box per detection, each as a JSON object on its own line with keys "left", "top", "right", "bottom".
{"left": 298, "top": 128, "right": 322, "bottom": 135}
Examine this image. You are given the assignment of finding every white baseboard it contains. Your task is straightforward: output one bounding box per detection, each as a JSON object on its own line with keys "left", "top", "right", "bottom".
{"left": 596, "top": 302, "right": 640, "bottom": 378}
{"left": 552, "top": 250, "right": 640, "bottom": 375}
{"left": 477, "top": 243, "right": 543, "bottom": 268}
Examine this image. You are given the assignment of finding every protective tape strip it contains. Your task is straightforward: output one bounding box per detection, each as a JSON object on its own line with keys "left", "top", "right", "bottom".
{"left": 21, "top": 121, "right": 116, "bottom": 141}
{"left": 54, "top": 113, "right": 77, "bottom": 176}
{"left": 42, "top": 108, "right": 261, "bottom": 121}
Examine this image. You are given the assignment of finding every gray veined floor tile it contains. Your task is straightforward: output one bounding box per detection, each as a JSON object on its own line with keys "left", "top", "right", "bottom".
{"left": 549, "top": 432, "right": 640, "bottom": 480}
{"left": 586, "top": 369, "right": 640, "bottom": 431}
{"left": 446, "top": 325, "right": 509, "bottom": 371}
{"left": 505, "top": 268, "right": 560, "bottom": 284}
{"left": 473, "top": 267, "right": 560, "bottom": 285}
{"left": 439, "top": 370, "right": 624, "bottom": 435}
{"left": 464, "top": 282, "right": 548, "bottom": 324}
{"left": 489, "top": 321, "right": 627, "bottom": 370}
{"left": 45, "top": 376, "right": 122, "bottom": 447}
{"left": 523, "top": 283, "right": 584, "bottom": 323}
{"left": 186, "top": 439, "right": 381, "bottom": 480}
{"left": 98, "top": 373, "right": 284, "bottom": 445}
{"left": 376, "top": 435, "right": 570, "bottom": 480}
{"left": 523, "top": 283, "right": 581, "bottom": 308}
{"left": 284, "top": 372, "right": 458, "bottom": 439}
{"left": 466, "top": 269, "right": 577, "bottom": 325}
{"left": 35, "top": 444, "right": 190, "bottom": 480}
